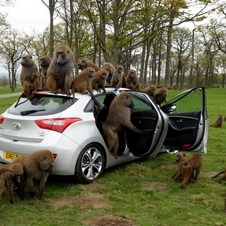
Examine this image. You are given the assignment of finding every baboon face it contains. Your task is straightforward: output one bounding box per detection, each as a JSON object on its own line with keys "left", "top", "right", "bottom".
{"left": 21, "top": 54, "right": 33, "bottom": 67}
{"left": 40, "top": 56, "right": 51, "bottom": 67}
{"left": 116, "top": 66, "right": 123, "bottom": 74}
{"left": 128, "top": 70, "right": 136, "bottom": 79}
{"left": 86, "top": 67, "right": 95, "bottom": 78}
{"left": 176, "top": 152, "right": 185, "bottom": 162}
{"left": 78, "top": 59, "right": 87, "bottom": 70}
{"left": 10, "top": 163, "right": 23, "bottom": 183}
{"left": 54, "top": 46, "right": 73, "bottom": 66}
{"left": 100, "top": 69, "right": 108, "bottom": 79}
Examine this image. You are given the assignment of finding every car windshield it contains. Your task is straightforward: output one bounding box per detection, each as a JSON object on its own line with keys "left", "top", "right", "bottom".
{"left": 7, "top": 93, "right": 75, "bottom": 116}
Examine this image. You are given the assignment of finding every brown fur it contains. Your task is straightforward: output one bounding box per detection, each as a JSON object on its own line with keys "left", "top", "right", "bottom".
{"left": 20, "top": 54, "right": 39, "bottom": 86}
{"left": 144, "top": 85, "right": 157, "bottom": 99}
{"left": 92, "top": 69, "right": 108, "bottom": 93}
{"left": 110, "top": 65, "right": 123, "bottom": 90}
{"left": 172, "top": 152, "right": 186, "bottom": 179}
{"left": 78, "top": 59, "right": 101, "bottom": 72}
{"left": 22, "top": 73, "right": 39, "bottom": 99}
{"left": 0, "top": 163, "right": 23, "bottom": 204}
{"left": 154, "top": 87, "right": 168, "bottom": 105}
{"left": 102, "top": 62, "right": 115, "bottom": 85}
{"left": 0, "top": 165, "right": 14, "bottom": 174}
{"left": 210, "top": 114, "right": 223, "bottom": 128}
{"left": 125, "top": 69, "right": 141, "bottom": 91}
{"left": 212, "top": 167, "right": 226, "bottom": 183}
{"left": 173, "top": 153, "right": 203, "bottom": 188}
{"left": 71, "top": 67, "right": 95, "bottom": 101}
{"left": 12, "top": 149, "right": 54, "bottom": 200}
{"left": 102, "top": 92, "right": 141, "bottom": 158}
{"left": 46, "top": 45, "right": 75, "bottom": 95}
{"left": 39, "top": 55, "right": 51, "bottom": 88}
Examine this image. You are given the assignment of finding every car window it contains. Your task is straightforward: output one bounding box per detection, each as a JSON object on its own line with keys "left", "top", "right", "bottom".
{"left": 8, "top": 94, "right": 75, "bottom": 116}
{"left": 130, "top": 92, "right": 154, "bottom": 111}
{"left": 166, "top": 88, "right": 203, "bottom": 114}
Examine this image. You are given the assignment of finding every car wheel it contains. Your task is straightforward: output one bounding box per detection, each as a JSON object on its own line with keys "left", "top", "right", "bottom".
{"left": 74, "top": 143, "right": 106, "bottom": 184}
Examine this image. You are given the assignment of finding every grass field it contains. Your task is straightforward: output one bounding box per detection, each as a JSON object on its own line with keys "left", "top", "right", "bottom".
{"left": 0, "top": 87, "right": 226, "bottom": 226}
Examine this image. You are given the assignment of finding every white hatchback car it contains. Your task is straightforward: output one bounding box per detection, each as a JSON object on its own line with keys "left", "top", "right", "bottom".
{"left": 0, "top": 86, "right": 208, "bottom": 183}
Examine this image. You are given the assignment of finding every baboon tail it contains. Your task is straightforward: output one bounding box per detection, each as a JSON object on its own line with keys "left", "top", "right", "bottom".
{"left": 212, "top": 171, "right": 224, "bottom": 178}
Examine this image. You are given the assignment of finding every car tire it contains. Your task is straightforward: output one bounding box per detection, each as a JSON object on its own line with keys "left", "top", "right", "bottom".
{"left": 74, "top": 143, "right": 106, "bottom": 184}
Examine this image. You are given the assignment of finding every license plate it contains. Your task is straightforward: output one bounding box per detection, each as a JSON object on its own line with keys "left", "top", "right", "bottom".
{"left": 3, "top": 151, "right": 25, "bottom": 161}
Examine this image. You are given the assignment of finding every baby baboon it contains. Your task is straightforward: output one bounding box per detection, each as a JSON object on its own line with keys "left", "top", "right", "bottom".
{"left": 78, "top": 59, "right": 101, "bottom": 72}
{"left": 212, "top": 167, "right": 226, "bottom": 183}
{"left": 125, "top": 69, "right": 141, "bottom": 91}
{"left": 12, "top": 149, "right": 54, "bottom": 200}
{"left": 173, "top": 153, "right": 203, "bottom": 189}
{"left": 102, "top": 62, "right": 115, "bottom": 85}
{"left": 172, "top": 152, "right": 186, "bottom": 179}
{"left": 22, "top": 73, "right": 39, "bottom": 99}
{"left": 154, "top": 87, "right": 168, "bottom": 105}
{"left": 91, "top": 68, "right": 108, "bottom": 93}
{"left": 102, "top": 91, "right": 142, "bottom": 158}
{"left": 0, "top": 163, "right": 23, "bottom": 204}
{"left": 46, "top": 45, "right": 75, "bottom": 95}
{"left": 39, "top": 55, "right": 51, "bottom": 88}
{"left": 71, "top": 67, "right": 95, "bottom": 101}
{"left": 144, "top": 85, "right": 157, "bottom": 100}
{"left": 110, "top": 65, "right": 123, "bottom": 90}
{"left": 210, "top": 114, "right": 223, "bottom": 128}
{"left": 20, "top": 54, "right": 39, "bottom": 86}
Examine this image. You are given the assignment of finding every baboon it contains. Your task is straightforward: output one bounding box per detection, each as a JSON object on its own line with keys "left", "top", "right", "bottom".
{"left": 125, "top": 69, "right": 141, "bottom": 91}
{"left": 102, "top": 62, "right": 115, "bottom": 85}
{"left": 20, "top": 54, "right": 39, "bottom": 86}
{"left": 46, "top": 45, "right": 75, "bottom": 95}
{"left": 22, "top": 73, "right": 39, "bottom": 99}
{"left": 154, "top": 87, "right": 168, "bottom": 105}
{"left": 71, "top": 67, "right": 95, "bottom": 101}
{"left": 110, "top": 65, "right": 123, "bottom": 90}
{"left": 212, "top": 167, "right": 226, "bottom": 183}
{"left": 173, "top": 153, "right": 203, "bottom": 188}
{"left": 12, "top": 149, "right": 54, "bottom": 200}
{"left": 172, "top": 152, "right": 187, "bottom": 179}
{"left": 39, "top": 55, "right": 51, "bottom": 88}
{"left": 224, "top": 115, "right": 226, "bottom": 121}
{"left": 78, "top": 59, "right": 101, "bottom": 72}
{"left": 102, "top": 91, "right": 142, "bottom": 158}
{"left": 0, "top": 165, "right": 14, "bottom": 174}
{"left": 92, "top": 69, "right": 108, "bottom": 93}
{"left": 210, "top": 114, "right": 223, "bottom": 128}
{"left": 0, "top": 163, "right": 23, "bottom": 204}
{"left": 144, "top": 85, "right": 157, "bottom": 100}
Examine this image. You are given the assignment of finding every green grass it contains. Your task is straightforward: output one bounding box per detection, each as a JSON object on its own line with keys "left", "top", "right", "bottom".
{"left": 1, "top": 88, "right": 226, "bottom": 226}
{"left": 0, "top": 86, "right": 22, "bottom": 94}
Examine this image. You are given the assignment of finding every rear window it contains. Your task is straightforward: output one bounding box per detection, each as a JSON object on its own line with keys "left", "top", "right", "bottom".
{"left": 8, "top": 93, "right": 75, "bottom": 116}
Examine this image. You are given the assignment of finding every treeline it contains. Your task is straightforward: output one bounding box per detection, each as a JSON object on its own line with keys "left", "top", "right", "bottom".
{"left": 0, "top": 0, "right": 226, "bottom": 91}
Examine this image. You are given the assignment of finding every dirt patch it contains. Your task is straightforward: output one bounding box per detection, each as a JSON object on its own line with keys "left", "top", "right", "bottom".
{"left": 202, "top": 171, "right": 219, "bottom": 178}
{"left": 144, "top": 182, "right": 168, "bottom": 190}
{"left": 83, "top": 215, "right": 137, "bottom": 226}
{"left": 51, "top": 193, "right": 110, "bottom": 210}
{"left": 161, "top": 163, "right": 177, "bottom": 169}
{"left": 80, "top": 182, "right": 107, "bottom": 191}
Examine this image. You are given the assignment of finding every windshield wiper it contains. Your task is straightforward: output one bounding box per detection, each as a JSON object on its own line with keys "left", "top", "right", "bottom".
{"left": 20, "top": 109, "right": 46, "bottom": 115}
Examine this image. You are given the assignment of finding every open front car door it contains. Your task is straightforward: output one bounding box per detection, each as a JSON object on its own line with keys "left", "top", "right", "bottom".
{"left": 161, "top": 86, "right": 208, "bottom": 154}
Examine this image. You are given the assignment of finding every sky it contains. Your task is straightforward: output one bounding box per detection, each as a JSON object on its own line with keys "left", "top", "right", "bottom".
{"left": 3, "top": 0, "right": 50, "bottom": 33}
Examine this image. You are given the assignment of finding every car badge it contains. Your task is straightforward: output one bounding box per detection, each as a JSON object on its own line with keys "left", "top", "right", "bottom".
{"left": 11, "top": 122, "right": 21, "bottom": 130}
